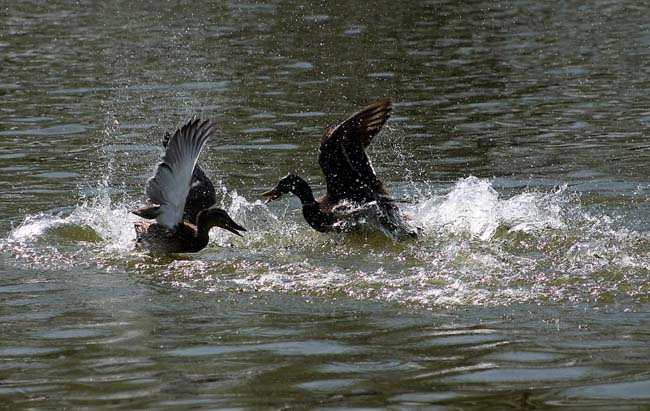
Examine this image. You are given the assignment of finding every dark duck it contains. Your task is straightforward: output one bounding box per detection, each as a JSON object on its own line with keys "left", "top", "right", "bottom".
{"left": 262, "top": 98, "right": 417, "bottom": 239}
{"left": 132, "top": 118, "right": 246, "bottom": 253}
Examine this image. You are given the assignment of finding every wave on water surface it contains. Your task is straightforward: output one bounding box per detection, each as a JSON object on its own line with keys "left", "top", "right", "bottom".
{"left": 2, "top": 177, "right": 649, "bottom": 307}
{"left": 411, "top": 176, "right": 568, "bottom": 240}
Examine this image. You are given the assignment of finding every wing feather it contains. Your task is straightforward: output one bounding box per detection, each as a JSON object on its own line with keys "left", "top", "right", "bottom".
{"left": 318, "top": 98, "right": 392, "bottom": 203}
{"left": 145, "top": 118, "right": 213, "bottom": 230}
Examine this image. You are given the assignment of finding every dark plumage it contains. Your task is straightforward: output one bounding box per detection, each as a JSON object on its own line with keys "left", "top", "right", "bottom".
{"left": 262, "top": 98, "right": 417, "bottom": 239}
{"left": 134, "top": 207, "right": 245, "bottom": 254}
{"left": 132, "top": 118, "right": 246, "bottom": 253}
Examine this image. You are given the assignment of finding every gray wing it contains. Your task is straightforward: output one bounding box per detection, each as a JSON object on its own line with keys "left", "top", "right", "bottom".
{"left": 145, "top": 118, "right": 213, "bottom": 230}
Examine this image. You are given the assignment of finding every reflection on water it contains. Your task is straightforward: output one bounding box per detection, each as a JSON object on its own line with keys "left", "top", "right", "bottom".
{"left": 2, "top": 0, "right": 650, "bottom": 409}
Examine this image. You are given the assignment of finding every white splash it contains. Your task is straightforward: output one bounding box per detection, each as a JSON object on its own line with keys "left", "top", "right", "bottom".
{"left": 410, "top": 176, "right": 567, "bottom": 240}
{"left": 208, "top": 185, "right": 293, "bottom": 246}
{"left": 9, "top": 214, "right": 68, "bottom": 242}
{"left": 5, "top": 185, "right": 138, "bottom": 253}
{"left": 5, "top": 174, "right": 647, "bottom": 308}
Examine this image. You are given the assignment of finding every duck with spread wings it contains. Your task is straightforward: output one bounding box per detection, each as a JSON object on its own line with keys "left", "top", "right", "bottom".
{"left": 132, "top": 118, "right": 246, "bottom": 253}
{"left": 262, "top": 98, "right": 417, "bottom": 239}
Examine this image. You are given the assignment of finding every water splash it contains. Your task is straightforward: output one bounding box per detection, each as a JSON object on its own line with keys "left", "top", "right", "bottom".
{"left": 8, "top": 214, "right": 69, "bottom": 243}
{"left": 210, "top": 183, "right": 296, "bottom": 246}
{"left": 410, "top": 176, "right": 568, "bottom": 240}
{"left": 1, "top": 180, "right": 284, "bottom": 269}
{"left": 231, "top": 176, "right": 650, "bottom": 307}
{"left": 1, "top": 182, "right": 140, "bottom": 268}
{"left": 3, "top": 176, "right": 649, "bottom": 307}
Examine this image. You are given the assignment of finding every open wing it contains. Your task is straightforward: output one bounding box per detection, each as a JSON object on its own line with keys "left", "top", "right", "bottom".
{"left": 318, "top": 98, "right": 392, "bottom": 203}
{"left": 145, "top": 118, "right": 213, "bottom": 230}
{"left": 160, "top": 128, "right": 217, "bottom": 223}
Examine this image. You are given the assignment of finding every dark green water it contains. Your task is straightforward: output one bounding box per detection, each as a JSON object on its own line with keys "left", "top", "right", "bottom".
{"left": 3, "top": 1, "right": 650, "bottom": 409}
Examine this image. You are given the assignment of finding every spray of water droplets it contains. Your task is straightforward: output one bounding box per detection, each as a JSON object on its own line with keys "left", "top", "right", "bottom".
{"left": 3, "top": 175, "right": 649, "bottom": 307}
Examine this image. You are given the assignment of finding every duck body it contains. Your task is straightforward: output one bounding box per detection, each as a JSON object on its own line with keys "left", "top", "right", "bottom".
{"left": 271, "top": 173, "right": 415, "bottom": 238}
{"left": 132, "top": 118, "right": 245, "bottom": 253}
{"left": 134, "top": 221, "right": 208, "bottom": 254}
{"left": 263, "top": 98, "right": 418, "bottom": 239}
{"left": 134, "top": 207, "right": 245, "bottom": 254}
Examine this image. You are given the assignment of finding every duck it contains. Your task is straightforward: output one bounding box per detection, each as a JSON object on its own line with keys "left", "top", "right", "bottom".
{"left": 262, "top": 98, "right": 417, "bottom": 239}
{"left": 132, "top": 118, "right": 246, "bottom": 253}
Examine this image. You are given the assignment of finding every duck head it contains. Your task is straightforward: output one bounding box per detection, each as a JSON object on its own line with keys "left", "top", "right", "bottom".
{"left": 261, "top": 173, "right": 305, "bottom": 203}
{"left": 199, "top": 207, "right": 247, "bottom": 237}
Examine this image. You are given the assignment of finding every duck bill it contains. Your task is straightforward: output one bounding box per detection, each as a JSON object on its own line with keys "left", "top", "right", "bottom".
{"left": 219, "top": 218, "right": 247, "bottom": 237}
{"left": 261, "top": 188, "right": 283, "bottom": 203}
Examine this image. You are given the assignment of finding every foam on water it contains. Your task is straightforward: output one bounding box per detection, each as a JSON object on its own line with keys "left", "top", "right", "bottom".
{"left": 230, "top": 176, "right": 650, "bottom": 307}
{"left": 410, "top": 176, "right": 567, "bottom": 240}
{"left": 2, "top": 183, "right": 141, "bottom": 269}
{"left": 2, "top": 176, "right": 649, "bottom": 307}
{"left": 1, "top": 180, "right": 282, "bottom": 271}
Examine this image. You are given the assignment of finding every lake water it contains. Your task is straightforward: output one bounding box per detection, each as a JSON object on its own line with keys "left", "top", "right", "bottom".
{"left": 2, "top": 1, "right": 650, "bottom": 409}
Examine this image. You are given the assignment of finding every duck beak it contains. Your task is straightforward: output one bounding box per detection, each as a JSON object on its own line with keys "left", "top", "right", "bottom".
{"left": 218, "top": 216, "right": 247, "bottom": 237}
{"left": 261, "top": 188, "right": 282, "bottom": 204}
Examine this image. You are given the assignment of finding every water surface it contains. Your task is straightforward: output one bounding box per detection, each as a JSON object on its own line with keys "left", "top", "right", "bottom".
{"left": 2, "top": 1, "right": 650, "bottom": 409}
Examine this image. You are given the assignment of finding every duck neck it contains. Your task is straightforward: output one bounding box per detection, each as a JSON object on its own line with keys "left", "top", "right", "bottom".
{"left": 289, "top": 176, "right": 316, "bottom": 205}
{"left": 193, "top": 212, "right": 213, "bottom": 246}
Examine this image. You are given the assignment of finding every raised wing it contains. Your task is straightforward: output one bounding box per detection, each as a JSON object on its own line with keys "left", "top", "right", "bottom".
{"left": 160, "top": 128, "right": 216, "bottom": 223}
{"left": 145, "top": 118, "right": 213, "bottom": 230}
{"left": 318, "top": 98, "right": 392, "bottom": 203}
